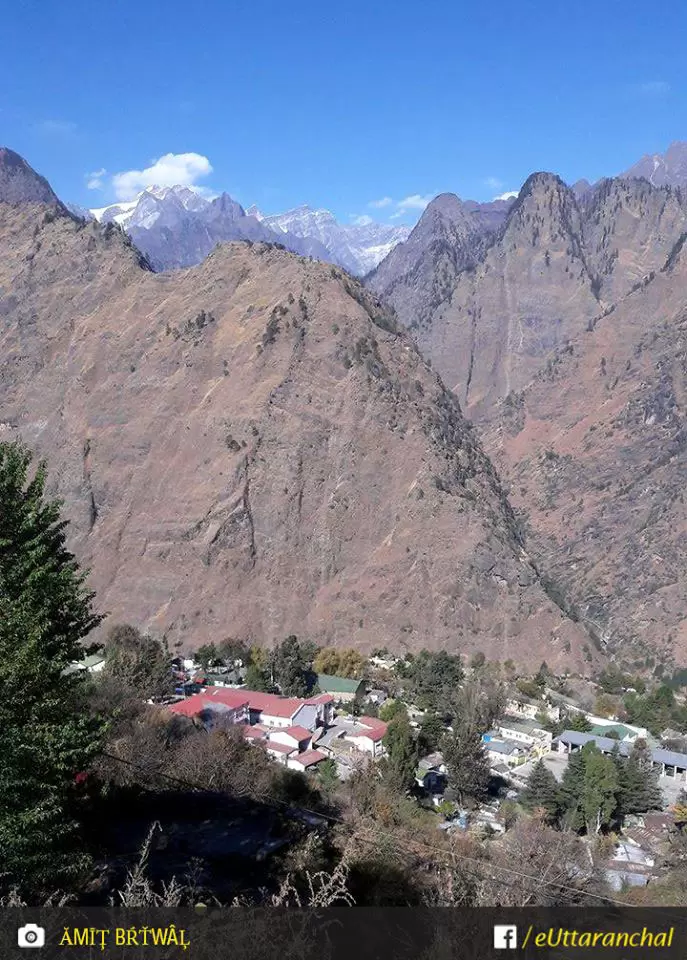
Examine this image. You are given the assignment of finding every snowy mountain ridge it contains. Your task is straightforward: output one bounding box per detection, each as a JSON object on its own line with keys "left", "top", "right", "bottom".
{"left": 86, "top": 188, "right": 411, "bottom": 275}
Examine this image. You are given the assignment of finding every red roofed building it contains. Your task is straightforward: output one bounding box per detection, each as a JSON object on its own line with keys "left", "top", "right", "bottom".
{"left": 167, "top": 685, "right": 330, "bottom": 733}
{"left": 265, "top": 740, "right": 296, "bottom": 764}
{"left": 289, "top": 749, "right": 328, "bottom": 771}
{"left": 349, "top": 716, "right": 388, "bottom": 757}
{"left": 306, "top": 693, "right": 335, "bottom": 726}
{"left": 268, "top": 725, "right": 313, "bottom": 752}
{"left": 168, "top": 692, "right": 249, "bottom": 728}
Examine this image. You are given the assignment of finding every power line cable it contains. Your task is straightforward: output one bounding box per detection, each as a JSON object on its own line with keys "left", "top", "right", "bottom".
{"left": 100, "top": 749, "right": 638, "bottom": 908}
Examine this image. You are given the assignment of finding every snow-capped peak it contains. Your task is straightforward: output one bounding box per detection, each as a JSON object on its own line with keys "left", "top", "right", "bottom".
{"left": 84, "top": 184, "right": 415, "bottom": 275}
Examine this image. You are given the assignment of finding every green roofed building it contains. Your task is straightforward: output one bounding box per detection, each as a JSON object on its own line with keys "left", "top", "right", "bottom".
{"left": 316, "top": 673, "right": 365, "bottom": 702}
{"left": 589, "top": 723, "right": 637, "bottom": 742}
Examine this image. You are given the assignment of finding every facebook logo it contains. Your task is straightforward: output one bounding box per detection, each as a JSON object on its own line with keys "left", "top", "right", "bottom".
{"left": 494, "top": 925, "right": 518, "bottom": 949}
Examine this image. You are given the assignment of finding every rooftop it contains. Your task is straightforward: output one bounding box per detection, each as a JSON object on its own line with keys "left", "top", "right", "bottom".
{"left": 559, "top": 730, "right": 687, "bottom": 768}
{"left": 280, "top": 725, "right": 312, "bottom": 741}
{"left": 316, "top": 674, "right": 363, "bottom": 694}
{"left": 292, "top": 749, "right": 327, "bottom": 768}
{"left": 500, "top": 717, "right": 548, "bottom": 735}
{"left": 589, "top": 723, "right": 636, "bottom": 740}
{"left": 265, "top": 741, "right": 295, "bottom": 755}
{"left": 485, "top": 738, "right": 522, "bottom": 756}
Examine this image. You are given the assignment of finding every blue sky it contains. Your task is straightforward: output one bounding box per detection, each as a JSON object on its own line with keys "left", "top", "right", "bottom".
{"left": 2, "top": 0, "right": 686, "bottom": 223}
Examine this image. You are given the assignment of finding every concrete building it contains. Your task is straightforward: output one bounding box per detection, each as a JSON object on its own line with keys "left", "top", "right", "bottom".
{"left": 506, "top": 696, "right": 560, "bottom": 723}
{"left": 557, "top": 730, "right": 687, "bottom": 783}
{"left": 497, "top": 717, "right": 553, "bottom": 752}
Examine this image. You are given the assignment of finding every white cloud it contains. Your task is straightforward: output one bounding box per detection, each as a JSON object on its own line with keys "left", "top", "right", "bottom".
{"left": 368, "top": 196, "right": 393, "bottom": 208}
{"left": 494, "top": 190, "right": 519, "bottom": 201}
{"left": 396, "top": 193, "right": 434, "bottom": 212}
{"left": 86, "top": 168, "right": 107, "bottom": 190}
{"left": 111, "top": 152, "right": 213, "bottom": 200}
{"left": 351, "top": 214, "right": 374, "bottom": 226}
{"left": 484, "top": 176, "right": 503, "bottom": 190}
{"left": 636, "top": 80, "right": 670, "bottom": 96}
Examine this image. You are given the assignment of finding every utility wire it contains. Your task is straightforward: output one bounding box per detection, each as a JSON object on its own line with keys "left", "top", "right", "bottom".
{"left": 100, "top": 749, "right": 639, "bottom": 909}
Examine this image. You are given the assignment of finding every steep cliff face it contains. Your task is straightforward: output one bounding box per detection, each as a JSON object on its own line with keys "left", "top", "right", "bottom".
{"left": 486, "top": 237, "right": 687, "bottom": 666}
{"left": 368, "top": 169, "right": 687, "bottom": 668}
{"left": 370, "top": 175, "right": 687, "bottom": 420}
{"left": 0, "top": 148, "right": 63, "bottom": 206}
{"left": 0, "top": 170, "right": 590, "bottom": 669}
{"left": 413, "top": 174, "right": 600, "bottom": 416}
{"left": 368, "top": 193, "right": 504, "bottom": 337}
{"left": 580, "top": 177, "right": 687, "bottom": 304}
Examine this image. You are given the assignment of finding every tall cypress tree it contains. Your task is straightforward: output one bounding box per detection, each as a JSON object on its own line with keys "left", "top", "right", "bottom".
{"left": 617, "top": 740, "right": 662, "bottom": 817}
{"left": 0, "top": 441, "right": 104, "bottom": 895}
{"left": 520, "top": 759, "right": 561, "bottom": 823}
{"left": 382, "top": 712, "right": 418, "bottom": 794}
{"left": 443, "top": 722, "right": 490, "bottom": 807}
{"left": 559, "top": 748, "right": 588, "bottom": 831}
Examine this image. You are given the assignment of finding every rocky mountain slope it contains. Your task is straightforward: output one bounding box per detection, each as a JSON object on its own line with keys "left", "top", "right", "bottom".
{"left": 369, "top": 163, "right": 687, "bottom": 666}
{"left": 0, "top": 149, "right": 591, "bottom": 669}
{"left": 370, "top": 173, "right": 687, "bottom": 418}
{"left": 88, "top": 191, "right": 409, "bottom": 276}
{"left": 367, "top": 194, "right": 508, "bottom": 337}
{"left": 487, "top": 236, "right": 687, "bottom": 667}
{"left": 0, "top": 147, "right": 65, "bottom": 206}
{"left": 622, "top": 140, "right": 687, "bottom": 188}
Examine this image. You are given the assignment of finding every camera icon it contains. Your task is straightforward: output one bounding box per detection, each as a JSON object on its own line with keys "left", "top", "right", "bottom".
{"left": 18, "top": 924, "right": 45, "bottom": 948}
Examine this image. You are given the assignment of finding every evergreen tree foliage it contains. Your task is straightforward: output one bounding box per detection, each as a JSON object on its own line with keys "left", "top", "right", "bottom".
{"left": 245, "top": 661, "right": 270, "bottom": 692}
{"left": 271, "top": 635, "right": 314, "bottom": 697}
{"left": 520, "top": 759, "right": 561, "bottom": 823}
{"left": 559, "top": 748, "right": 588, "bottom": 831}
{"left": 418, "top": 711, "right": 445, "bottom": 755}
{"left": 0, "top": 441, "right": 104, "bottom": 894}
{"left": 398, "top": 649, "right": 463, "bottom": 712}
{"left": 378, "top": 699, "right": 407, "bottom": 723}
{"left": 442, "top": 722, "right": 490, "bottom": 807}
{"left": 104, "top": 623, "right": 171, "bottom": 698}
{"left": 581, "top": 748, "right": 619, "bottom": 834}
{"left": 616, "top": 740, "right": 662, "bottom": 816}
{"left": 382, "top": 712, "right": 418, "bottom": 794}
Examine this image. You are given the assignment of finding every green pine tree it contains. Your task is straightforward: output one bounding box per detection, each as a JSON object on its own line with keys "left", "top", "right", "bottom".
{"left": 559, "top": 748, "right": 587, "bottom": 831}
{"left": 271, "top": 635, "right": 313, "bottom": 697}
{"left": 0, "top": 441, "right": 104, "bottom": 895}
{"left": 581, "top": 748, "right": 619, "bottom": 834}
{"left": 617, "top": 740, "right": 662, "bottom": 817}
{"left": 442, "top": 722, "right": 490, "bottom": 807}
{"left": 520, "top": 759, "right": 561, "bottom": 823}
{"left": 382, "top": 712, "right": 418, "bottom": 794}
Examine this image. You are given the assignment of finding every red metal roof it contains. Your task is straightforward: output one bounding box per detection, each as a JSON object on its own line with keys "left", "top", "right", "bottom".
{"left": 202, "top": 688, "right": 251, "bottom": 709}
{"left": 266, "top": 741, "right": 296, "bottom": 755}
{"left": 291, "top": 749, "right": 327, "bottom": 767}
{"left": 306, "top": 693, "right": 335, "bottom": 705}
{"left": 241, "top": 725, "right": 267, "bottom": 740}
{"left": 168, "top": 690, "right": 249, "bottom": 718}
{"left": 355, "top": 716, "right": 388, "bottom": 742}
{"left": 280, "top": 725, "right": 312, "bottom": 741}
{"left": 243, "top": 690, "right": 306, "bottom": 718}
{"left": 168, "top": 695, "right": 213, "bottom": 717}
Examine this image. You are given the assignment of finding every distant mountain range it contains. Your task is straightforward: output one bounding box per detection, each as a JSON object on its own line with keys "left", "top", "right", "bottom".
{"left": 621, "top": 140, "right": 687, "bottom": 188}
{"left": 82, "top": 187, "right": 411, "bottom": 276}
{"left": 73, "top": 142, "right": 687, "bottom": 280}
{"left": 7, "top": 138, "right": 687, "bottom": 670}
